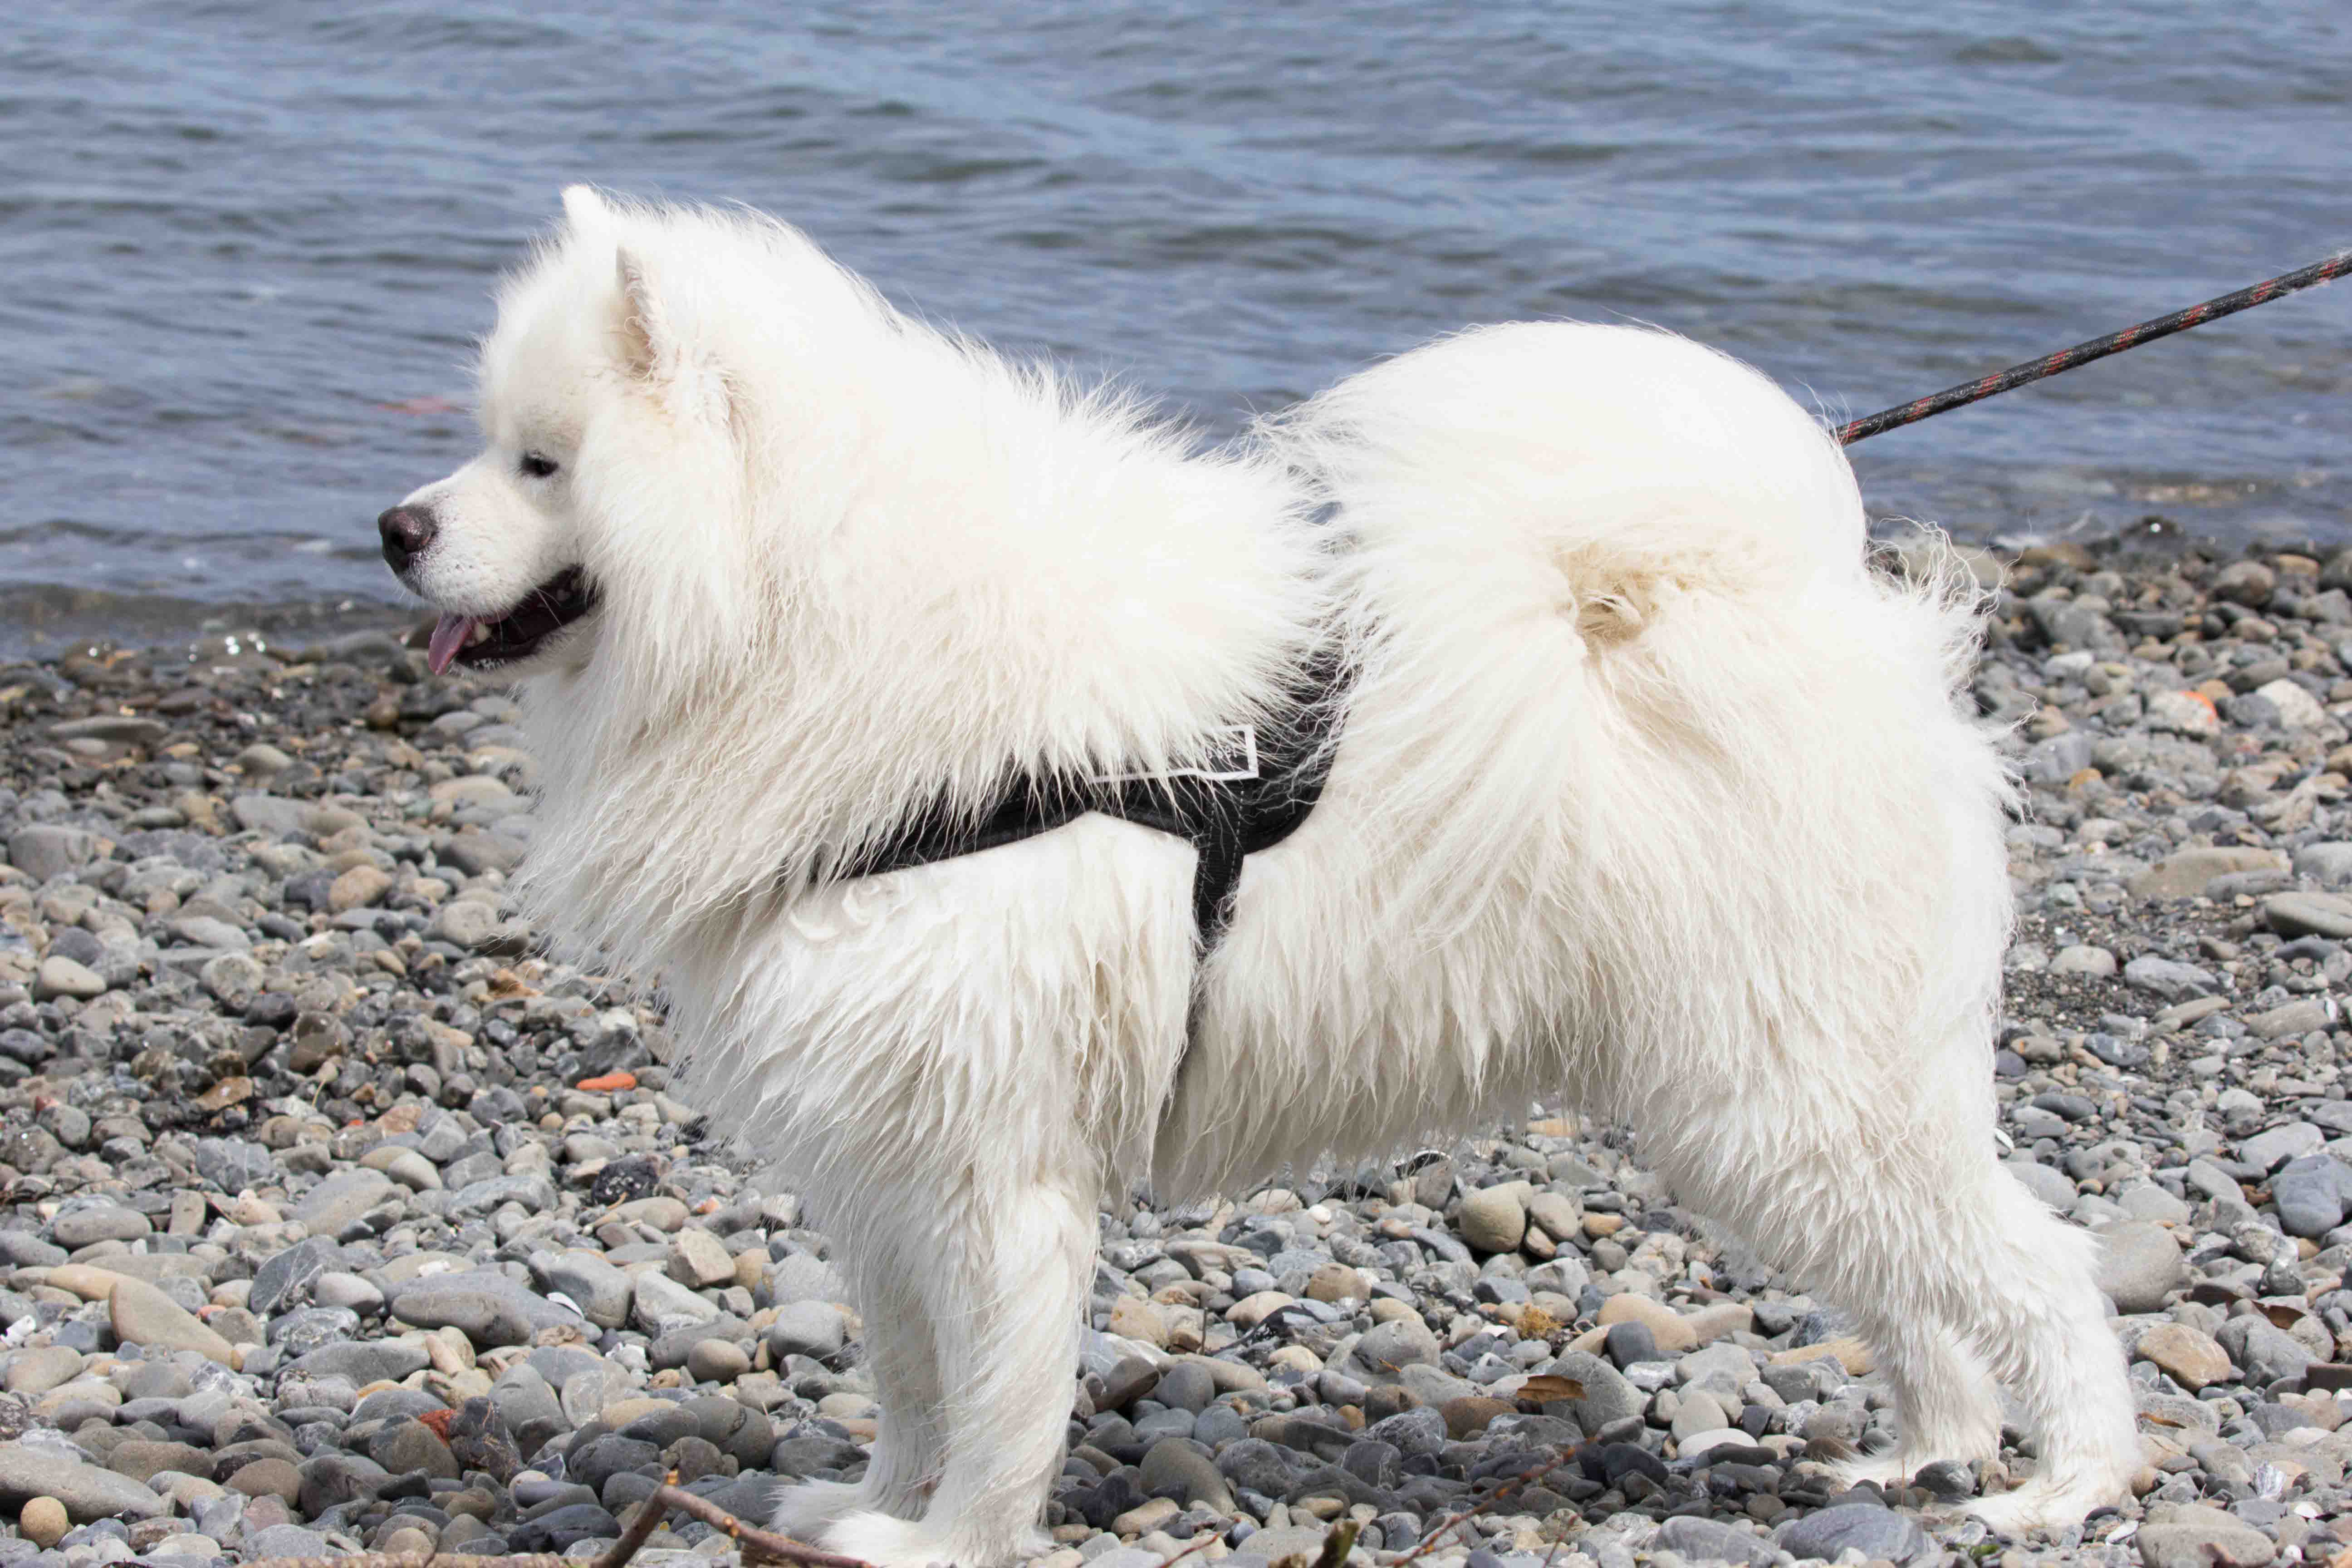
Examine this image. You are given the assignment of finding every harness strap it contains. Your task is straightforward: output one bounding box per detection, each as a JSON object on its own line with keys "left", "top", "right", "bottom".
{"left": 829, "top": 643, "right": 1347, "bottom": 1114}
{"left": 837, "top": 644, "right": 1344, "bottom": 955}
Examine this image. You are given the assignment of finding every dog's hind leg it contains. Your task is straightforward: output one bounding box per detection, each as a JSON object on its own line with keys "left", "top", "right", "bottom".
{"left": 820, "top": 1175, "right": 1092, "bottom": 1568}
{"left": 1817, "top": 1156, "right": 2143, "bottom": 1532}
{"left": 1822, "top": 1316, "right": 2002, "bottom": 1491}
{"left": 1931, "top": 1170, "right": 2146, "bottom": 1534}
{"left": 771, "top": 1243, "right": 943, "bottom": 1537}
{"left": 1632, "top": 1077, "right": 2137, "bottom": 1532}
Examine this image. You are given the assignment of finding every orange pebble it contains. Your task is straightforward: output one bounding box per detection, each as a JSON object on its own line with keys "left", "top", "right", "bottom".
{"left": 575, "top": 1071, "right": 637, "bottom": 1093}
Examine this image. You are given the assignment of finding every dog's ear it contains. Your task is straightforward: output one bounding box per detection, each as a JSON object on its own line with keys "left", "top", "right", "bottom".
{"left": 561, "top": 184, "right": 608, "bottom": 231}
{"left": 613, "top": 247, "right": 730, "bottom": 427}
{"left": 614, "top": 247, "right": 669, "bottom": 383}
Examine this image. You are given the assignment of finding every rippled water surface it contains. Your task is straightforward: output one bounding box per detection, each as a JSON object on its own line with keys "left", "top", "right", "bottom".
{"left": 5, "top": 2, "right": 2348, "bottom": 653}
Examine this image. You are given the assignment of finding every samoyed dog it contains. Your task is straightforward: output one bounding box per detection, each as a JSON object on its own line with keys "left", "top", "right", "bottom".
{"left": 378, "top": 188, "right": 2141, "bottom": 1563}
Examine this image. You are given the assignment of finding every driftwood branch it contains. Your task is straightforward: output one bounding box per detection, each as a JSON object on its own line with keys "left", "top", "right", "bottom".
{"left": 242, "top": 1477, "right": 873, "bottom": 1568}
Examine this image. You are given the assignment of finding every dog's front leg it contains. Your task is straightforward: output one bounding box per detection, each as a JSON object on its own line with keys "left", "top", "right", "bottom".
{"left": 774, "top": 1238, "right": 945, "bottom": 1536}
{"left": 819, "top": 1171, "right": 1093, "bottom": 1568}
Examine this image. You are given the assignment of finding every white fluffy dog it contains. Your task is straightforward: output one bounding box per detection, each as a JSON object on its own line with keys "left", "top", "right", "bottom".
{"left": 378, "top": 188, "right": 2142, "bottom": 1565}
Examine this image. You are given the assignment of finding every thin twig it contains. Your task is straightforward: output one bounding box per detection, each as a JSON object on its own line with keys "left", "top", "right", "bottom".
{"left": 592, "top": 1471, "right": 680, "bottom": 1568}
{"left": 241, "top": 1558, "right": 569, "bottom": 1568}
{"left": 243, "top": 1478, "right": 871, "bottom": 1568}
{"left": 1152, "top": 1529, "right": 1227, "bottom": 1568}
{"left": 1391, "top": 1452, "right": 1577, "bottom": 1567}
{"left": 645, "top": 1481, "right": 874, "bottom": 1568}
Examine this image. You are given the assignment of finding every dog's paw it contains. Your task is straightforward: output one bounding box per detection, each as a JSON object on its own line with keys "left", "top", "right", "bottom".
{"left": 822, "top": 1509, "right": 1049, "bottom": 1568}
{"left": 771, "top": 1478, "right": 868, "bottom": 1539}
{"left": 1966, "top": 1476, "right": 2128, "bottom": 1539}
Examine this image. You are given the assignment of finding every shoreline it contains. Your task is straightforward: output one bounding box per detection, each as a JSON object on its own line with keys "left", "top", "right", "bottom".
{"left": 0, "top": 535, "right": 2349, "bottom": 1568}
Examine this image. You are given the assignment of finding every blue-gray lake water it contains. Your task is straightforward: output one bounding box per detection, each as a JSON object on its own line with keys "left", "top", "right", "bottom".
{"left": 5, "top": 2, "right": 2348, "bottom": 655}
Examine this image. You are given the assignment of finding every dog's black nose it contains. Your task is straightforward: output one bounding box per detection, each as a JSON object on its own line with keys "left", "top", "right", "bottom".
{"left": 378, "top": 505, "right": 437, "bottom": 574}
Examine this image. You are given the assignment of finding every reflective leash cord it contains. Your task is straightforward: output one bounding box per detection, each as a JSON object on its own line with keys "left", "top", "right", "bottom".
{"left": 1834, "top": 249, "right": 2352, "bottom": 447}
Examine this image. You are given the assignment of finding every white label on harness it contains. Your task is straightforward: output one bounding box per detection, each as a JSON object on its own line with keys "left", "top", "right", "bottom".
{"left": 1090, "top": 725, "right": 1260, "bottom": 784}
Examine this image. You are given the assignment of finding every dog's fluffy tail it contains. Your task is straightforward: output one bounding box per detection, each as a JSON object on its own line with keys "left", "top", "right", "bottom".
{"left": 1269, "top": 321, "right": 1869, "bottom": 613}
{"left": 1260, "top": 323, "right": 1946, "bottom": 940}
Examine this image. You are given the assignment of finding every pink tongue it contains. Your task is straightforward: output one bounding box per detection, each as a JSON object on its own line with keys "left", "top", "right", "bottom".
{"left": 427, "top": 614, "right": 480, "bottom": 676}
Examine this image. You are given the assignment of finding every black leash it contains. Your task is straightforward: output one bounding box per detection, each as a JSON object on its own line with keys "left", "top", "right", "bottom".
{"left": 1835, "top": 249, "right": 2351, "bottom": 446}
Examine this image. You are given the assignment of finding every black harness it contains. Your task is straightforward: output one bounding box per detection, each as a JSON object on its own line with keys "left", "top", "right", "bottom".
{"left": 838, "top": 645, "right": 1347, "bottom": 956}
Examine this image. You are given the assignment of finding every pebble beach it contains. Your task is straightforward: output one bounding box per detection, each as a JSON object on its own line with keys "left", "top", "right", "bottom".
{"left": 2, "top": 534, "right": 2352, "bottom": 1568}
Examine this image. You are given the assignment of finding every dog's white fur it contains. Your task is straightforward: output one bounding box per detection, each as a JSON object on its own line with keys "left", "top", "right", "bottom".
{"left": 388, "top": 188, "right": 2143, "bottom": 1564}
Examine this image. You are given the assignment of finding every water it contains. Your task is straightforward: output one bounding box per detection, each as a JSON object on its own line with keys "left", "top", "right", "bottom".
{"left": 6, "top": 1, "right": 2348, "bottom": 656}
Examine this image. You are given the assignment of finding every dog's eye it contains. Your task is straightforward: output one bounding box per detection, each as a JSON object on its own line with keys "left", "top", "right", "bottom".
{"left": 519, "top": 451, "right": 559, "bottom": 479}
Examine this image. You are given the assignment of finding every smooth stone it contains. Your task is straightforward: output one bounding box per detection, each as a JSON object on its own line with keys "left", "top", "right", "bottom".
{"left": 107, "top": 1441, "right": 212, "bottom": 1484}
{"left": 2093, "top": 1222, "right": 2184, "bottom": 1313}
{"left": 361, "top": 1146, "right": 444, "bottom": 1192}
{"left": 2135, "top": 1322, "right": 2229, "bottom": 1391}
{"left": 1540, "top": 1349, "right": 1643, "bottom": 1432}
{"left": 2249, "top": 999, "right": 2333, "bottom": 1040}
{"left": 245, "top": 1525, "right": 332, "bottom": 1560}
{"left": 3, "top": 1347, "right": 86, "bottom": 1396}
{"left": 33, "top": 957, "right": 106, "bottom": 1002}
{"left": 2128, "top": 846, "right": 2280, "bottom": 900}
{"left": 199, "top": 952, "right": 264, "bottom": 1010}
{"left": 371, "top": 1417, "right": 460, "bottom": 1481}
{"left": 312, "top": 1271, "right": 386, "bottom": 1315}
{"left": 530, "top": 1250, "right": 633, "bottom": 1331}
{"left": 1775, "top": 1503, "right": 1929, "bottom": 1564}
{"left": 108, "top": 1276, "right": 234, "bottom": 1365}
{"left": 18, "top": 1497, "right": 68, "bottom": 1550}
{"left": 1340, "top": 1315, "right": 1440, "bottom": 1384}
{"left": 289, "top": 1168, "right": 397, "bottom": 1238}
{"left": 327, "top": 864, "right": 393, "bottom": 913}
{"left": 2273, "top": 1155, "right": 2351, "bottom": 1239}
{"left": 2293, "top": 840, "right": 2352, "bottom": 888}
{"left": 7, "top": 825, "right": 95, "bottom": 882}
{"left": 2264, "top": 891, "right": 2352, "bottom": 940}
{"left": 2218, "top": 1316, "right": 2313, "bottom": 1387}
{"left": 2121, "top": 956, "right": 2216, "bottom": 1000}
{"left": 2240, "top": 1122, "right": 2324, "bottom": 1171}
{"left": 2051, "top": 944, "right": 2118, "bottom": 978}
{"left": 224, "top": 1459, "right": 303, "bottom": 1507}
{"left": 1235, "top": 1525, "right": 1331, "bottom": 1564}
{"left": 2136, "top": 1504, "right": 2277, "bottom": 1568}
{"left": 283, "top": 1338, "right": 431, "bottom": 1387}
{"left": 1138, "top": 1437, "right": 1235, "bottom": 1513}
{"left": 686, "top": 1338, "right": 750, "bottom": 1384}
{"left": 763, "top": 1251, "right": 847, "bottom": 1306}
{"left": 631, "top": 1270, "right": 722, "bottom": 1335}
{"left": 1457, "top": 1186, "right": 1527, "bottom": 1254}
{"left": 0, "top": 1444, "right": 166, "bottom": 1521}
{"left": 766, "top": 1301, "right": 846, "bottom": 1361}
{"left": 1656, "top": 1515, "right": 1774, "bottom": 1568}
{"left": 388, "top": 1278, "right": 542, "bottom": 1349}
{"left": 1153, "top": 1362, "right": 1216, "bottom": 1414}
{"left": 666, "top": 1229, "right": 735, "bottom": 1289}
{"left": 50, "top": 1205, "right": 150, "bottom": 1248}
{"left": 2008, "top": 1157, "right": 2078, "bottom": 1211}
{"left": 2256, "top": 677, "right": 2327, "bottom": 729}
{"left": 167, "top": 915, "right": 250, "bottom": 951}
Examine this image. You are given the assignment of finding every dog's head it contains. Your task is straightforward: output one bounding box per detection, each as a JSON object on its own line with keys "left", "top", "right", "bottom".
{"left": 377, "top": 186, "right": 755, "bottom": 681}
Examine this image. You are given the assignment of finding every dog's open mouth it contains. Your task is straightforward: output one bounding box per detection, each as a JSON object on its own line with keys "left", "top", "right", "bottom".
{"left": 427, "top": 566, "right": 598, "bottom": 674}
